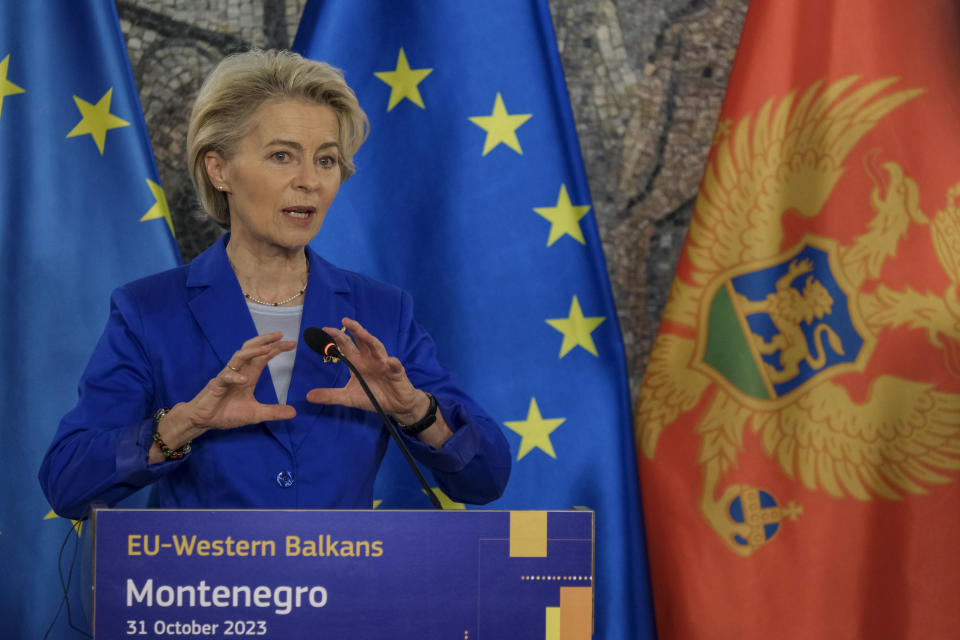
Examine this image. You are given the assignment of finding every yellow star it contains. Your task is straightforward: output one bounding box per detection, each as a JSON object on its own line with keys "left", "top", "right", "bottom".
{"left": 44, "top": 509, "right": 83, "bottom": 536}
{"left": 533, "top": 184, "right": 592, "bottom": 246}
{"left": 66, "top": 88, "right": 130, "bottom": 154}
{"left": 468, "top": 93, "right": 532, "bottom": 156}
{"left": 140, "top": 179, "right": 175, "bottom": 235}
{"left": 372, "top": 499, "right": 383, "bottom": 509}
{"left": 373, "top": 48, "right": 433, "bottom": 111}
{"left": 546, "top": 295, "right": 605, "bottom": 358}
{"left": 504, "top": 397, "right": 565, "bottom": 460}
{"left": 424, "top": 488, "right": 465, "bottom": 510}
{"left": 0, "top": 54, "right": 26, "bottom": 120}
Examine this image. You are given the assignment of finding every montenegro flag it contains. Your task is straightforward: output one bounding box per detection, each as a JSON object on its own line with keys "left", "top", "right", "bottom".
{"left": 637, "top": 1, "right": 960, "bottom": 638}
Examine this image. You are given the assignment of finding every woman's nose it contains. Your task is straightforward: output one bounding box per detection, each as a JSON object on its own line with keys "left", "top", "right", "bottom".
{"left": 294, "top": 163, "right": 322, "bottom": 191}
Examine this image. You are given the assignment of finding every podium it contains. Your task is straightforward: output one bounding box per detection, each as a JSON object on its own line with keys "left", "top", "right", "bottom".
{"left": 93, "top": 509, "right": 594, "bottom": 639}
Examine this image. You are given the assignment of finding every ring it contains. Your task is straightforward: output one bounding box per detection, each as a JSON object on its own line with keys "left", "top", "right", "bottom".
{"left": 227, "top": 365, "right": 241, "bottom": 372}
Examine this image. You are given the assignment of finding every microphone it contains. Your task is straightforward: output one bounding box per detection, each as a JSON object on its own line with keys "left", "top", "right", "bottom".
{"left": 303, "top": 326, "right": 342, "bottom": 360}
{"left": 303, "top": 327, "right": 443, "bottom": 510}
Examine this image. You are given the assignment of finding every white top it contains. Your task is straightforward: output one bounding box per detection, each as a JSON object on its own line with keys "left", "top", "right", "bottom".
{"left": 246, "top": 301, "right": 304, "bottom": 405}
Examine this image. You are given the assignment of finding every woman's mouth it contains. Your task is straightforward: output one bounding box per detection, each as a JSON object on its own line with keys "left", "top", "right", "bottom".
{"left": 282, "top": 206, "right": 316, "bottom": 219}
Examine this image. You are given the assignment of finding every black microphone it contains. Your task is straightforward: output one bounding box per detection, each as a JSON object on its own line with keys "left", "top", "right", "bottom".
{"left": 303, "top": 327, "right": 443, "bottom": 509}
{"left": 303, "top": 326, "right": 342, "bottom": 360}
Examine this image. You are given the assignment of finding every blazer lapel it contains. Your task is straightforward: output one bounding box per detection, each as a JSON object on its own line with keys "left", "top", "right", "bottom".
{"left": 285, "top": 248, "right": 355, "bottom": 452}
{"left": 185, "top": 236, "right": 292, "bottom": 452}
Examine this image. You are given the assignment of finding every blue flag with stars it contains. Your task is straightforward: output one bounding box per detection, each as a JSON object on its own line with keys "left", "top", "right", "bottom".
{"left": 0, "top": 1, "right": 179, "bottom": 637}
{"left": 294, "top": 2, "right": 656, "bottom": 638}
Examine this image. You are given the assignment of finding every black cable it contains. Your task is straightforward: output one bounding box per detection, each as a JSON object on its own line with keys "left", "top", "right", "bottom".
{"left": 303, "top": 327, "right": 443, "bottom": 509}
{"left": 339, "top": 355, "right": 443, "bottom": 509}
{"left": 64, "top": 522, "right": 93, "bottom": 638}
{"left": 42, "top": 524, "right": 73, "bottom": 639}
{"left": 43, "top": 521, "right": 91, "bottom": 639}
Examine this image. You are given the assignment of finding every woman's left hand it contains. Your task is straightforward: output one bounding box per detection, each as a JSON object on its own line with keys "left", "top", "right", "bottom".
{"left": 305, "top": 317, "right": 432, "bottom": 425}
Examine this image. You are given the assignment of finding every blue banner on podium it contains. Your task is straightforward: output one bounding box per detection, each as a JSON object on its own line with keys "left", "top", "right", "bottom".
{"left": 94, "top": 509, "right": 594, "bottom": 639}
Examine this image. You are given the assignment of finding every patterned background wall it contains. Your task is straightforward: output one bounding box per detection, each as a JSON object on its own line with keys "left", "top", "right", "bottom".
{"left": 116, "top": 0, "right": 749, "bottom": 401}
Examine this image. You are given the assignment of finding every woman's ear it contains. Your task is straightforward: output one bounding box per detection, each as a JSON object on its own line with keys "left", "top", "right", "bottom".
{"left": 204, "top": 151, "right": 229, "bottom": 192}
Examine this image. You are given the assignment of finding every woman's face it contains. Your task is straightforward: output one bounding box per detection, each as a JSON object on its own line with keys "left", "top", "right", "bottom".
{"left": 206, "top": 99, "right": 342, "bottom": 256}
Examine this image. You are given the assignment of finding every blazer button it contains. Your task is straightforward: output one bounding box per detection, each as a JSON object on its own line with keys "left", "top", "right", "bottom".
{"left": 276, "top": 471, "right": 295, "bottom": 488}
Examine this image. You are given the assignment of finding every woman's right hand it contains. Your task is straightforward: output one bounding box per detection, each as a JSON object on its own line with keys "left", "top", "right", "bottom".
{"left": 147, "top": 332, "right": 297, "bottom": 464}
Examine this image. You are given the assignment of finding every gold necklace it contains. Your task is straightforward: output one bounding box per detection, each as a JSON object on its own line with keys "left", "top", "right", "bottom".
{"left": 243, "top": 287, "right": 305, "bottom": 306}
{"left": 229, "top": 258, "right": 308, "bottom": 306}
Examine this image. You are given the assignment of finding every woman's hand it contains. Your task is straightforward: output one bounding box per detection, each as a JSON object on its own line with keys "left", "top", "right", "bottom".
{"left": 148, "top": 332, "right": 296, "bottom": 463}
{"left": 305, "top": 318, "right": 453, "bottom": 448}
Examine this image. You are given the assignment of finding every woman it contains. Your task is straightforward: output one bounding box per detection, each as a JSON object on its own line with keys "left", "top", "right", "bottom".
{"left": 39, "top": 50, "right": 511, "bottom": 519}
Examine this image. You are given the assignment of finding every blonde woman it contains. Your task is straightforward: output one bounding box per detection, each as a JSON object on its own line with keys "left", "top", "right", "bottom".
{"left": 40, "top": 50, "right": 510, "bottom": 518}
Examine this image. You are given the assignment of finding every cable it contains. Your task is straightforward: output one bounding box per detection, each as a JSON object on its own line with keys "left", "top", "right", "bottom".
{"left": 339, "top": 354, "right": 443, "bottom": 509}
{"left": 303, "top": 326, "right": 443, "bottom": 509}
{"left": 43, "top": 520, "right": 92, "bottom": 639}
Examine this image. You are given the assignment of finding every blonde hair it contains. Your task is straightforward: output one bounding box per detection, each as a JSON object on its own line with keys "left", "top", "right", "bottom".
{"left": 187, "top": 49, "right": 369, "bottom": 225}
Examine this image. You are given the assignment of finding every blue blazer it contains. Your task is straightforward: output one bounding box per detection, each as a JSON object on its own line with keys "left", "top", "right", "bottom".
{"left": 39, "top": 237, "right": 511, "bottom": 519}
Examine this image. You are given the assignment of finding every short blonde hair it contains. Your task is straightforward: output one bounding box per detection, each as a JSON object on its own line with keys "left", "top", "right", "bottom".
{"left": 187, "top": 49, "right": 369, "bottom": 225}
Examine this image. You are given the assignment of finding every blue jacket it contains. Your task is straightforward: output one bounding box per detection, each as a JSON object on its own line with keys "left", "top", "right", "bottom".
{"left": 39, "top": 237, "right": 511, "bottom": 519}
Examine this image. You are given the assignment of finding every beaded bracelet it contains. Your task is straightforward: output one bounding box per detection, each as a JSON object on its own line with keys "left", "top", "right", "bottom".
{"left": 152, "top": 407, "right": 192, "bottom": 460}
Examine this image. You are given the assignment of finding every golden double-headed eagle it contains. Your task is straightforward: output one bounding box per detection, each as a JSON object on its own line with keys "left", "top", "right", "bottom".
{"left": 637, "top": 76, "right": 960, "bottom": 557}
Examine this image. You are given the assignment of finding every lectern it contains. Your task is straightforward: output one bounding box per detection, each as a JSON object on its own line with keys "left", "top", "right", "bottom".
{"left": 93, "top": 508, "right": 594, "bottom": 639}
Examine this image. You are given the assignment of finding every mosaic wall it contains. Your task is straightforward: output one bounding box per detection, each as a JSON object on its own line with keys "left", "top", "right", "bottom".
{"left": 116, "top": 0, "right": 749, "bottom": 403}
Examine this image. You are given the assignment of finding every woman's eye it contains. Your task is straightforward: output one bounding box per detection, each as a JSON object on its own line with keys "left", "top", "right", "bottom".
{"left": 318, "top": 156, "right": 337, "bottom": 168}
{"left": 272, "top": 151, "right": 290, "bottom": 162}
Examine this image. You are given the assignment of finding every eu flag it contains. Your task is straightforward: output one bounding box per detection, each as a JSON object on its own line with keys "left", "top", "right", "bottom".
{"left": 294, "top": 2, "right": 656, "bottom": 638}
{"left": 1, "top": 1, "right": 179, "bottom": 637}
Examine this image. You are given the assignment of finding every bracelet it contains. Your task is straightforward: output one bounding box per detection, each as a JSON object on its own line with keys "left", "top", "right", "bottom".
{"left": 152, "top": 407, "right": 192, "bottom": 460}
{"left": 396, "top": 392, "right": 438, "bottom": 435}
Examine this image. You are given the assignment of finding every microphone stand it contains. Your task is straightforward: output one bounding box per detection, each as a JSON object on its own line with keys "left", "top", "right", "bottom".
{"left": 304, "top": 328, "right": 443, "bottom": 510}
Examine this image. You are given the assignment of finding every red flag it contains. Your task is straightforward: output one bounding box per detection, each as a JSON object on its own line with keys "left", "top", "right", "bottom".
{"left": 637, "top": 1, "right": 960, "bottom": 638}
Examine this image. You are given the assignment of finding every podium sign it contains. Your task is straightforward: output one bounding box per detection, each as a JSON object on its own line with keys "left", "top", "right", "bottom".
{"left": 93, "top": 509, "right": 594, "bottom": 639}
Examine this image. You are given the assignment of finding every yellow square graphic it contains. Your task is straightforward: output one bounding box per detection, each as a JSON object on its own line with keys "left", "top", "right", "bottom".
{"left": 509, "top": 510, "right": 548, "bottom": 557}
